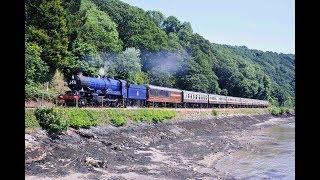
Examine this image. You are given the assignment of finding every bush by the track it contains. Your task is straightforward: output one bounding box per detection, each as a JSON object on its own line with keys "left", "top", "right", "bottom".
{"left": 34, "top": 108, "right": 68, "bottom": 134}
{"left": 212, "top": 109, "right": 218, "bottom": 116}
{"left": 268, "top": 106, "right": 290, "bottom": 116}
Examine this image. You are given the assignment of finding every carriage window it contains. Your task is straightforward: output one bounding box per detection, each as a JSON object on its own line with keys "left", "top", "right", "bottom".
{"left": 159, "top": 90, "right": 163, "bottom": 97}
{"left": 153, "top": 89, "right": 158, "bottom": 96}
{"left": 164, "top": 90, "right": 169, "bottom": 97}
{"left": 150, "top": 89, "right": 154, "bottom": 96}
{"left": 158, "top": 90, "right": 169, "bottom": 97}
{"left": 160, "top": 90, "right": 164, "bottom": 97}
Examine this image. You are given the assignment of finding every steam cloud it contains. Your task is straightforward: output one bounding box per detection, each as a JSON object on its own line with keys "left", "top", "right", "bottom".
{"left": 79, "top": 49, "right": 191, "bottom": 77}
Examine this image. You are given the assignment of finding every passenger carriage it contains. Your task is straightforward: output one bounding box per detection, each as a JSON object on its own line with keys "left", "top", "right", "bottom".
{"left": 182, "top": 90, "right": 209, "bottom": 108}
{"left": 146, "top": 85, "right": 182, "bottom": 107}
{"left": 208, "top": 94, "right": 227, "bottom": 108}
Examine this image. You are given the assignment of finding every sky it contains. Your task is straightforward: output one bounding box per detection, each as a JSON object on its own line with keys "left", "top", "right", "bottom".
{"left": 121, "top": 0, "right": 295, "bottom": 54}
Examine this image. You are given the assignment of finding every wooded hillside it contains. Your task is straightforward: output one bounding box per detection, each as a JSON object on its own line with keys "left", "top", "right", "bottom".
{"left": 25, "top": 0, "right": 295, "bottom": 107}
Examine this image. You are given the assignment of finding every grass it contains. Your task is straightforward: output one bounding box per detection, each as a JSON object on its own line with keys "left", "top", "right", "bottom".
{"left": 268, "top": 106, "right": 291, "bottom": 116}
{"left": 110, "top": 116, "right": 127, "bottom": 127}
{"left": 61, "top": 108, "right": 98, "bottom": 129}
{"left": 25, "top": 106, "right": 287, "bottom": 133}
{"left": 25, "top": 108, "right": 39, "bottom": 128}
{"left": 212, "top": 109, "right": 218, "bottom": 116}
{"left": 25, "top": 108, "right": 177, "bottom": 132}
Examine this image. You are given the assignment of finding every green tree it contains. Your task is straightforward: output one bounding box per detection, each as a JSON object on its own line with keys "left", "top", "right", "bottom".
{"left": 133, "top": 71, "right": 150, "bottom": 85}
{"left": 167, "top": 32, "right": 183, "bottom": 51}
{"left": 50, "top": 70, "right": 70, "bottom": 95}
{"left": 220, "top": 89, "right": 228, "bottom": 96}
{"left": 148, "top": 70, "right": 176, "bottom": 87}
{"left": 163, "top": 16, "right": 181, "bottom": 33}
{"left": 74, "top": 0, "right": 123, "bottom": 53}
{"left": 113, "top": 48, "right": 142, "bottom": 83}
{"left": 25, "top": 42, "right": 49, "bottom": 84}
{"left": 92, "top": 0, "right": 168, "bottom": 51}
{"left": 146, "top": 10, "right": 165, "bottom": 28}
{"left": 26, "top": 0, "right": 71, "bottom": 74}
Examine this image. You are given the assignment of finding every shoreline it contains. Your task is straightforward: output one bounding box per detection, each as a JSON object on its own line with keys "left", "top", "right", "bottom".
{"left": 25, "top": 113, "right": 294, "bottom": 179}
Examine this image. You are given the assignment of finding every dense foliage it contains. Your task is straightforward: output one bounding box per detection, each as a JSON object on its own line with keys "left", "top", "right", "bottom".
{"left": 35, "top": 108, "right": 68, "bottom": 133}
{"left": 25, "top": 0, "right": 294, "bottom": 107}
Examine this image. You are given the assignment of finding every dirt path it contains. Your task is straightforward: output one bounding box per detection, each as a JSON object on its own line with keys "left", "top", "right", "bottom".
{"left": 25, "top": 114, "right": 293, "bottom": 179}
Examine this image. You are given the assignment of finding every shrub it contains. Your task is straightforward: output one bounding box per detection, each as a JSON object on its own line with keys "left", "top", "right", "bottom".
{"left": 25, "top": 83, "right": 56, "bottom": 101}
{"left": 35, "top": 108, "right": 68, "bottom": 133}
{"left": 132, "top": 109, "right": 176, "bottom": 123}
{"left": 279, "top": 107, "right": 290, "bottom": 115}
{"left": 268, "top": 106, "right": 280, "bottom": 116}
{"left": 268, "top": 106, "right": 290, "bottom": 116}
{"left": 110, "top": 116, "right": 127, "bottom": 126}
{"left": 284, "top": 108, "right": 290, "bottom": 114}
{"left": 212, "top": 109, "right": 218, "bottom": 116}
{"left": 64, "top": 109, "right": 98, "bottom": 129}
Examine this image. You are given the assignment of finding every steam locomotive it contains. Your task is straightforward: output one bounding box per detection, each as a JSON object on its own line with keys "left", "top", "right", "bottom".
{"left": 59, "top": 73, "right": 269, "bottom": 108}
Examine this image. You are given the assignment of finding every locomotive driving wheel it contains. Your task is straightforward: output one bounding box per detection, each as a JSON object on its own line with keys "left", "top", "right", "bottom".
{"left": 79, "top": 99, "right": 87, "bottom": 107}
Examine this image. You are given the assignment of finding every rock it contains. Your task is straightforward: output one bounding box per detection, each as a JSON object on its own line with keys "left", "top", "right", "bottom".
{"left": 112, "top": 146, "right": 122, "bottom": 151}
{"left": 85, "top": 157, "right": 107, "bottom": 168}
{"left": 101, "top": 140, "right": 112, "bottom": 146}
{"left": 76, "top": 130, "right": 96, "bottom": 139}
{"left": 25, "top": 151, "right": 47, "bottom": 164}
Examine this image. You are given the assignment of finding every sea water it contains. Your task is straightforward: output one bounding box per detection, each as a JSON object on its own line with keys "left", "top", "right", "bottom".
{"left": 215, "top": 117, "right": 295, "bottom": 179}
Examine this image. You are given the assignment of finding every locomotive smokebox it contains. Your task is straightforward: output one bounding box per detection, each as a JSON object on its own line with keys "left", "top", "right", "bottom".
{"left": 68, "top": 75, "right": 81, "bottom": 90}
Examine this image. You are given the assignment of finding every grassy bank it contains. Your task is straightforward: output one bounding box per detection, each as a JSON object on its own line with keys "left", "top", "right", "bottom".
{"left": 25, "top": 107, "right": 288, "bottom": 133}
{"left": 25, "top": 108, "right": 177, "bottom": 132}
